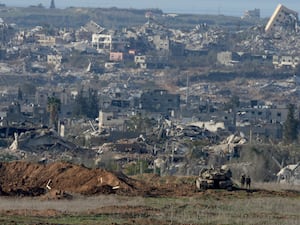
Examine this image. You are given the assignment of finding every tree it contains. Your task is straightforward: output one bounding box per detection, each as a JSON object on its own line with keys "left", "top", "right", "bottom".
{"left": 125, "top": 115, "right": 154, "bottom": 133}
{"left": 20, "top": 83, "right": 36, "bottom": 96}
{"left": 283, "top": 104, "right": 299, "bottom": 143}
{"left": 295, "top": 64, "right": 300, "bottom": 77}
{"left": 73, "top": 88, "right": 99, "bottom": 119}
{"left": 224, "top": 95, "right": 240, "bottom": 111}
{"left": 17, "top": 87, "right": 23, "bottom": 101}
{"left": 50, "top": 0, "right": 55, "bottom": 9}
{"left": 73, "top": 88, "right": 86, "bottom": 117}
{"left": 86, "top": 88, "right": 99, "bottom": 119}
{"left": 47, "top": 96, "right": 61, "bottom": 130}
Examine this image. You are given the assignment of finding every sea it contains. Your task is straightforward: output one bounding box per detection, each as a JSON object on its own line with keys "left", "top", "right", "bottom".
{"left": 4, "top": 0, "right": 300, "bottom": 18}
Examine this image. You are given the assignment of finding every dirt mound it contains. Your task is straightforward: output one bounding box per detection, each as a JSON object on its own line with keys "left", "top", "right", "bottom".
{"left": 0, "top": 161, "right": 198, "bottom": 197}
{"left": 0, "top": 161, "right": 141, "bottom": 196}
{"left": 1, "top": 161, "right": 297, "bottom": 198}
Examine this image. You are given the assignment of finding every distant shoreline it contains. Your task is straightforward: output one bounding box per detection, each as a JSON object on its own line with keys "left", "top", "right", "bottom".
{"left": 3, "top": 0, "right": 300, "bottom": 18}
{"left": 0, "top": 4, "right": 275, "bottom": 18}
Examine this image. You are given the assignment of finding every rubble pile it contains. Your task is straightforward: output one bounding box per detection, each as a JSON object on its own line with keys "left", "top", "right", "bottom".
{"left": 4, "top": 128, "right": 98, "bottom": 164}
{"left": 0, "top": 161, "right": 142, "bottom": 196}
{"left": 9, "top": 129, "right": 78, "bottom": 152}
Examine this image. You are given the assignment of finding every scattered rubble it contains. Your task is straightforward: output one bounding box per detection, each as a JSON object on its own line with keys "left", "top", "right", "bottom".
{"left": 9, "top": 128, "right": 77, "bottom": 152}
{"left": 275, "top": 161, "right": 300, "bottom": 185}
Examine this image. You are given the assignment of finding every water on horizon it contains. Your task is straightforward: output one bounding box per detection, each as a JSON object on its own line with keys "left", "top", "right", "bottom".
{"left": 3, "top": 0, "right": 300, "bottom": 17}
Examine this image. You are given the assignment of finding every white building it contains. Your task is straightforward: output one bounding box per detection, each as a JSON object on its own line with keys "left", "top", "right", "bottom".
{"left": 98, "top": 110, "right": 124, "bottom": 132}
{"left": 243, "top": 8, "right": 260, "bottom": 19}
{"left": 92, "top": 34, "right": 112, "bottom": 51}
{"left": 47, "top": 54, "right": 62, "bottom": 66}
{"left": 153, "top": 35, "right": 169, "bottom": 51}
{"left": 273, "top": 55, "right": 299, "bottom": 69}
{"left": 134, "top": 55, "right": 147, "bottom": 69}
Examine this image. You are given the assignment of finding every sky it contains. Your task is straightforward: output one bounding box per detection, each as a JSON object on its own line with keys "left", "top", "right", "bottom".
{"left": 3, "top": 0, "right": 300, "bottom": 17}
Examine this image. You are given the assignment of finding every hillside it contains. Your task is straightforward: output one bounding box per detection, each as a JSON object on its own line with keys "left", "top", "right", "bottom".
{"left": 0, "top": 6, "right": 260, "bottom": 29}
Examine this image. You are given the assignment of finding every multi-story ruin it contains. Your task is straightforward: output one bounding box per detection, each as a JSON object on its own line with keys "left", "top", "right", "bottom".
{"left": 265, "top": 4, "right": 298, "bottom": 33}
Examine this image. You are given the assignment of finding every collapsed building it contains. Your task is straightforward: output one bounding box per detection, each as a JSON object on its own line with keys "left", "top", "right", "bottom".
{"left": 242, "top": 8, "right": 260, "bottom": 20}
{"left": 277, "top": 163, "right": 300, "bottom": 185}
{"left": 265, "top": 4, "right": 298, "bottom": 33}
{"left": 140, "top": 89, "right": 180, "bottom": 116}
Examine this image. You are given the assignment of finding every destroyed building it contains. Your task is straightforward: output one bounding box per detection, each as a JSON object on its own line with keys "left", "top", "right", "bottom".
{"left": 140, "top": 90, "right": 180, "bottom": 116}
{"left": 277, "top": 162, "right": 300, "bottom": 185}
{"left": 217, "top": 51, "right": 241, "bottom": 66}
{"left": 273, "top": 55, "right": 299, "bottom": 69}
{"left": 0, "top": 5, "right": 300, "bottom": 182}
{"left": 0, "top": 18, "right": 15, "bottom": 46}
{"left": 265, "top": 4, "right": 298, "bottom": 33}
{"left": 98, "top": 110, "right": 125, "bottom": 132}
{"left": 242, "top": 8, "right": 260, "bottom": 20}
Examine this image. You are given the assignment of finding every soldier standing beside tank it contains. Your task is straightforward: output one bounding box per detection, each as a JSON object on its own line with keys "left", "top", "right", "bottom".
{"left": 240, "top": 174, "right": 246, "bottom": 188}
{"left": 246, "top": 175, "right": 251, "bottom": 190}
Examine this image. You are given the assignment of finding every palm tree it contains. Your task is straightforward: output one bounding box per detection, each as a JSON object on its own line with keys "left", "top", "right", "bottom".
{"left": 47, "top": 96, "right": 61, "bottom": 130}
{"left": 283, "top": 104, "right": 299, "bottom": 144}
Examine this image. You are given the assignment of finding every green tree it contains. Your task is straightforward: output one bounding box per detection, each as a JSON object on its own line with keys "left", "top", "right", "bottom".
{"left": 73, "top": 88, "right": 99, "bottom": 119}
{"left": 295, "top": 64, "right": 300, "bottom": 76}
{"left": 73, "top": 88, "right": 86, "bottom": 117}
{"left": 20, "top": 83, "right": 36, "bottom": 96}
{"left": 17, "top": 87, "right": 23, "bottom": 101}
{"left": 126, "top": 115, "right": 154, "bottom": 133}
{"left": 42, "top": 23, "right": 56, "bottom": 36}
{"left": 47, "top": 96, "right": 61, "bottom": 129}
{"left": 86, "top": 88, "right": 99, "bottom": 119}
{"left": 283, "top": 104, "right": 299, "bottom": 143}
{"left": 224, "top": 95, "right": 240, "bottom": 111}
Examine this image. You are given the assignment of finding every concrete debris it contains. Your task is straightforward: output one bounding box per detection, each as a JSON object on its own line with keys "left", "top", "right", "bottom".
{"left": 209, "top": 133, "right": 247, "bottom": 156}
{"left": 277, "top": 162, "right": 300, "bottom": 185}
{"left": 46, "top": 179, "right": 52, "bottom": 190}
{"left": 9, "top": 128, "right": 77, "bottom": 152}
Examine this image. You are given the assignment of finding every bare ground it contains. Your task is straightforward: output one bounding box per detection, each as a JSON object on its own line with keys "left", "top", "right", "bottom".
{"left": 0, "top": 161, "right": 299, "bottom": 225}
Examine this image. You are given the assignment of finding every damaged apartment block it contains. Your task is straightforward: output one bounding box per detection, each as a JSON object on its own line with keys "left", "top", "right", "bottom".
{"left": 265, "top": 4, "right": 298, "bottom": 33}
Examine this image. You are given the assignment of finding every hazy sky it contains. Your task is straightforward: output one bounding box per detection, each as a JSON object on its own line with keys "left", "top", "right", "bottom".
{"left": 3, "top": 0, "right": 300, "bottom": 17}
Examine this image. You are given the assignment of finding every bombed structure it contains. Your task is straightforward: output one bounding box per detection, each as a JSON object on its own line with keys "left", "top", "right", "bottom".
{"left": 265, "top": 4, "right": 298, "bottom": 33}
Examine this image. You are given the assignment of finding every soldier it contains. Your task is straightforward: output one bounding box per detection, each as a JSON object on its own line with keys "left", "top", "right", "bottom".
{"left": 240, "top": 174, "right": 246, "bottom": 188}
{"left": 246, "top": 175, "right": 251, "bottom": 189}
{"left": 226, "top": 168, "right": 232, "bottom": 179}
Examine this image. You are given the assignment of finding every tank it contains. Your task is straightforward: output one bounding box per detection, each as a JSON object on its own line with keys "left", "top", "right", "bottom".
{"left": 196, "top": 167, "right": 233, "bottom": 190}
